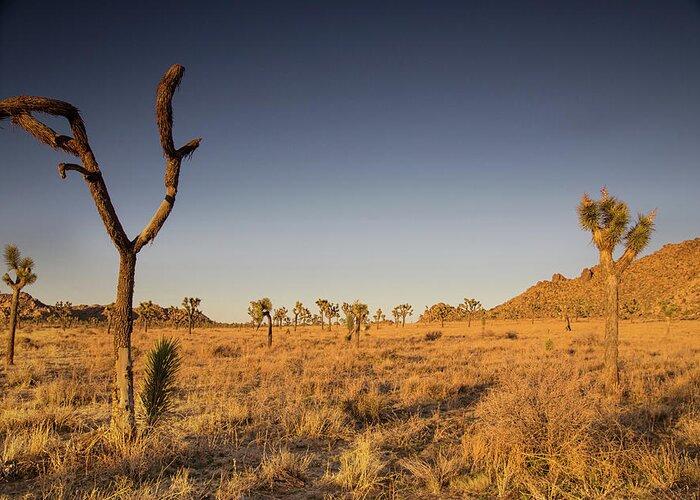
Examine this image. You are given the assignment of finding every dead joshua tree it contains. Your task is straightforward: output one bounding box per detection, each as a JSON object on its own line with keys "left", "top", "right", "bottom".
{"left": 578, "top": 188, "right": 655, "bottom": 394}
{"left": 3, "top": 244, "right": 37, "bottom": 366}
{"left": 0, "top": 65, "right": 201, "bottom": 438}
{"left": 182, "top": 297, "right": 201, "bottom": 335}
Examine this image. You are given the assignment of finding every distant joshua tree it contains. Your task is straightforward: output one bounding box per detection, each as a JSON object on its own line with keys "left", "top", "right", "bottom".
{"left": 273, "top": 307, "right": 288, "bottom": 328}
{"left": 250, "top": 298, "right": 273, "bottom": 347}
{"left": 460, "top": 298, "right": 482, "bottom": 327}
{"left": 578, "top": 187, "right": 655, "bottom": 393}
{"left": 433, "top": 303, "right": 452, "bottom": 328}
{"left": 391, "top": 306, "right": 400, "bottom": 327}
{"left": 182, "top": 297, "right": 201, "bottom": 335}
{"left": 293, "top": 301, "right": 304, "bottom": 331}
{"left": 348, "top": 301, "right": 369, "bottom": 347}
{"left": 659, "top": 300, "right": 679, "bottom": 335}
{"left": 0, "top": 65, "right": 201, "bottom": 437}
{"left": 315, "top": 299, "right": 330, "bottom": 331}
{"left": 301, "top": 307, "right": 311, "bottom": 326}
{"left": 395, "top": 304, "right": 413, "bottom": 327}
{"left": 104, "top": 303, "right": 115, "bottom": 335}
{"left": 137, "top": 301, "right": 158, "bottom": 333}
{"left": 327, "top": 303, "right": 339, "bottom": 331}
{"left": 2, "top": 244, "right": 37, "bottom": 366}
{"left": 622, "top": 299, "right": 641, "bottom": 323}
{"left": 55, "top": 301, "right": 74, "bottom": 331}
{"left": 373, "top": 308, "right": 383, "bottom": 330}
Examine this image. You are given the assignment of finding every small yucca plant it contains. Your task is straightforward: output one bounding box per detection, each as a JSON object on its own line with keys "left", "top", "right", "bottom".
{"left": 139, "top": 337, "right": 182, "bottom": 429}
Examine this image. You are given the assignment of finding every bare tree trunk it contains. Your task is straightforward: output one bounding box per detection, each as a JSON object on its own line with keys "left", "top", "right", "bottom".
{"left": 5, "top": 289, "right": 19, "bottom": 366}
{"left": 565, "top": 314, "right": 571, "bottom": 331}
{"left": 266, "top": 313, "right": 272, "bottom": 348}
{"left": 604, "top": 272, "right": 620, "bottom": 393}
{"left": 328, "top": 316, "right": 332, "bottom": 332}
{"left": 402, "top": 316, "right": 406, "bottom": 327}
{"left": 294, "top": 315, "right": 298, "bottom": 331}
{"left": 111, "top": 251, "right": 136, "bottom": 438}
{"left": 355, "top": 319, "right": 360, "bottom": 348}
{"left": 188, "top": 315, "right": 192, "bottom": 335}
{"left": 468, "top": 315, "right": 472, "bottom": 328}
{"left": 320, "top": 313, "right": 324, "bottom": 331}
{"left": 441, "top": 318, "right": 445, "bottom": 328}
{"left": 107, "top": 318, "right": 112, "bottom": 335}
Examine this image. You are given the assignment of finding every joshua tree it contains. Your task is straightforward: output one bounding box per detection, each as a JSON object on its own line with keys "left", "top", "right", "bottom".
{"left": 391, "top": 306, "right": 400, "bottom": 327}
{"left": 2, "top": 244, "right": 37, "bottom": 366}
{"left": 659, "top": 300, "right": 678, "bottom": 335}
{"left": 395, "top": 303, "right": 413, "bottom": 327}
{"left": 250, "top": 298, "right": 273, "bottom": 347}
{"left": 301, "top": 307, "right": 311, "bottom": 326}
{"left": 622, "top": 299, "right": 641, "bottom": 323}
{"left": 327, "top": 303, "right": 339, "bottom": 331}
{"left": 104, "top": 303, "right": 115, "bottom": 334}
{"left": 460, "top": 298, "right": 482, "bottom": 327}
{"left": 349, "top": 301, "right": 369, "bottom": 348}
{"left": 373, "top": 308, "right": 383, "bottom": 330}
{"left": 137, "top": 301, "right": 158, "bottom": 333}
{"left": 293, "top": 301, "right": 304, "bottom": 331}
{"left": 578, "top": 188, "right": 655, "bottom": 393}
{"left": 273, "top": 307, "right": 288, "bottom": 328}
{"left": 182, "top": 297, "right": 201, "bottom": 336}
{"left": 315, "top": 299, "right": 329, "bottom": 330}
{"left": 55, "top": 301, "right": 74, "bottom": 331}
{"left": 0, "top": 65, "right": 200, "bottom": 437}
{"left": 433, "top": 303, "right": 452, "bottom": 328}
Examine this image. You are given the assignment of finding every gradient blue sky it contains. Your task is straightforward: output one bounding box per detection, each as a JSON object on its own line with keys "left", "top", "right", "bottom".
{"left": 1, "top": 1, "right": 699, "bottom": 322}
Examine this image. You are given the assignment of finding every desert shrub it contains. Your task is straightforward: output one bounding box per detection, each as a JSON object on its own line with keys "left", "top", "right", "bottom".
{"left": 258, "top": 448, "right": 311, "bottom": 490}
{"left": 425, "top": 331, "right": 443, "bottom": 341}
{"left": 401, "top": 448, "right": 463, "bottom": 494}
{"left": 504, "top": 331, "right": 518, "bottom": 340}
{"left": 212, "top": 344, "right": 239, "bottom": 358}
{"left": 344, "top": 389, "right": 389, "bottom": 426}
{"left": 335, "top": 434, "right": 384, "bottom": 494}
{"left": 467, "top": 364, "right": 598, "bottom": 490}
{"left": 544, "top": 338, "right": 554, "bottom": 351}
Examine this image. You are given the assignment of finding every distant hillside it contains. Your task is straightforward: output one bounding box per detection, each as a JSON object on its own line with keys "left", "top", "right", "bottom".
{"left": 491, "top": 238, "right": 700, "bottom": 320}
{"left": 0, "top": 293, "right": 213, "bottom": 324}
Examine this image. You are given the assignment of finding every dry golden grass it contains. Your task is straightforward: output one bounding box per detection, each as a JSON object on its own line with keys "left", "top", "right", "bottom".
{"left": 1, "top": 318, "right": 700, "bottom": 498}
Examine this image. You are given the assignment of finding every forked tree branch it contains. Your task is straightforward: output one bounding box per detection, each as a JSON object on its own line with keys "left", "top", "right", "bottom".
{"left": 133, "top": 64, "right": 201, "bottom": 252}
{"left": 0, "top": 64, "right": 201, "bottom": 255}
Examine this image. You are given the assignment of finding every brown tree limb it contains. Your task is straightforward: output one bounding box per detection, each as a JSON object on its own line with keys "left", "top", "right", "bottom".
{"left": 133, "top": 64, "right": 201, "bottom": 252}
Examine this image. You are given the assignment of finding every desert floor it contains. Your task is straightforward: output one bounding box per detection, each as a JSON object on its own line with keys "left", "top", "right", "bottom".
{"left": 1, "top": 319, "right": 700, "bottom": 498}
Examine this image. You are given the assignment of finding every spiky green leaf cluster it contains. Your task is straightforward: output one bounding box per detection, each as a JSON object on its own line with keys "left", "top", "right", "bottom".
{"left": 140, "top": 337, "right": 182, "bottom": 428}
{"left": 577, "top": 188, "right": 631, "bottom": 249}
{"left": 2, "top": 244, "right": 37, "bottom": 288}
{"left": 577, "top": 188, "right": 655, "bottom": 272}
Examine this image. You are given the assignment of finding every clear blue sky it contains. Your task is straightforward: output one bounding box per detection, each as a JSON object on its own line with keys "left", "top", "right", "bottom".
{"left": 1, "top": 1, "right": 699, "bottom": 322}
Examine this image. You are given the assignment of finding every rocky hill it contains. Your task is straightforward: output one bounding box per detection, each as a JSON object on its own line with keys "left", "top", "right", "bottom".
{"left": 491, "top": 238, "right": 700, "bottom": 320}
